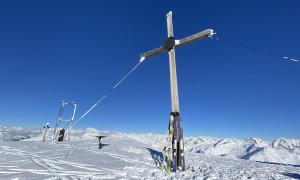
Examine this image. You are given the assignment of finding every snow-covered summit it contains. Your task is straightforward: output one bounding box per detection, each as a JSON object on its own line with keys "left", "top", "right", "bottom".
{"left": 272, "top": 138, "right": 300, "bottom": 151}
{"left": 182, "top": 135, "right": 300, "bottom": 166}
{"left": 0, "top": 127, "right": 299, "bottom": 179}
{"left": 245, "top": 137, "right": 268, "bottom": 146}
{"left": 0, "top": 126, "right": 41, "bottom": 142}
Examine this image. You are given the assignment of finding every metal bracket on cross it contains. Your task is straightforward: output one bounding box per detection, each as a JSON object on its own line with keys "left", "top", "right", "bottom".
{"left": 140, "top": 11, "right": 214, "bottom": 172}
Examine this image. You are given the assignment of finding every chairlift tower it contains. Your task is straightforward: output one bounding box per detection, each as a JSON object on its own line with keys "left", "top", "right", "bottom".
{"left": 140, "top": 11, "right": 214, "bottom": 172}
{"left": 53, "top": 100, "right": 77, "bottom": 141}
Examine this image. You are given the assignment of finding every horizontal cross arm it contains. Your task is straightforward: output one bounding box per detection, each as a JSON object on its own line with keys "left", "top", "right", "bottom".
{"left": 140, "top": 29, "right": 214, "bottom": 60}
{"left": 175, "top": 29, "right": 214, "bottom": 48}
{"left": 140, "top": 46, "right": 167, "bottom": 59}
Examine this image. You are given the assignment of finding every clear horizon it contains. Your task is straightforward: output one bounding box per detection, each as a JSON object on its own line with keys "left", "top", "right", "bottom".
{"left": 0, "top": 1, "right": 299, "bottom": 140}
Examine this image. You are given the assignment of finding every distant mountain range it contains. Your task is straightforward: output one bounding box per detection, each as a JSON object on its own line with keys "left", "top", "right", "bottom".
{"left": 1, "top": 126, "right": 300, "bottom": 165}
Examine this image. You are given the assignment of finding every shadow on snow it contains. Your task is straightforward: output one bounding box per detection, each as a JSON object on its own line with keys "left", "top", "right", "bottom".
{"left": 99, "top": 143, "right": 110, "bottom": 149}
{"left": 281, "top": 172, "right": 300, "bottom": 180}
{"left": 146, "top": 147, "right": 162, "bottom": 167}
{"left": 255, "top": 161, "right": 300, "bottom": 168}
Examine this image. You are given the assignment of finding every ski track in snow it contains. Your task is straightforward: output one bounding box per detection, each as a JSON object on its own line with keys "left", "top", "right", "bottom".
{"left": 0, "top": 128, "right": 300, "bottom": 179}
{"left": 0, "top": 144, "right": 127, "bottom": 179}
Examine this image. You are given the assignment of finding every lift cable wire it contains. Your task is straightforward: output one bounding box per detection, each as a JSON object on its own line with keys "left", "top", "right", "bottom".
{"left": 61, "top": 59, "right": 144, "bottom": 132}
{"left": 210, "top": 37, "right": 299, "bottom": 63}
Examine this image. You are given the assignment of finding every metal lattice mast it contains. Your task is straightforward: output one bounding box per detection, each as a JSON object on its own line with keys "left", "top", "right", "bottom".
{"left": 53, "top": 100, "right": 77, "bottom": 141}
{"left": 140, "top": 11, "right": 214, "bottom": 172}
{"left": 67, "top": 102, "right": 77, "bottom": 140}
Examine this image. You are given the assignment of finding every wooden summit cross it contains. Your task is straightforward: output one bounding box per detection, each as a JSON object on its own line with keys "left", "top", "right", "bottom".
{"left": 140, "top": 11, "right": 214, "bottom": 172}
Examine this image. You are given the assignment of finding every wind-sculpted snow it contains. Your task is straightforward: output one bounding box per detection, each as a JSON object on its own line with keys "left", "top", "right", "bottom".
{"left": 0, "top": 127, "right": 299, "bottom": 179}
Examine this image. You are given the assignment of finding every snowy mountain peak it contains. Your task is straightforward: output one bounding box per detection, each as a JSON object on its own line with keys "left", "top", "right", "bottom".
{"left": 272, "top": 138, "right": 300, "bottom": 151}
{"left": 245, "top": 137, "right": 267, "bottom": 146}
{"left": 213, "top": 138, "right": 240, "bottom": 147}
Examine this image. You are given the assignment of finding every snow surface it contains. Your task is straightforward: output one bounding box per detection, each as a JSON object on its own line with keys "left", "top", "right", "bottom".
{"left": 0, "top": 126, "right": 300, "bottom": 179}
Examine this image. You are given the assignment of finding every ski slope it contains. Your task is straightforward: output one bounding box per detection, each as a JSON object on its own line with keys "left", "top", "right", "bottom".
{"left": 0, "top": 126, "right": 300, "bottom": 179}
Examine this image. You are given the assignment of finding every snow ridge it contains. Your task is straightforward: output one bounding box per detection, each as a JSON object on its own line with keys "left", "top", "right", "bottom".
{"left": 185, "top": 136, "right": 300, "bottom": 166}
{"left": 272, "top": 138, "right": 300, "bottom": 152}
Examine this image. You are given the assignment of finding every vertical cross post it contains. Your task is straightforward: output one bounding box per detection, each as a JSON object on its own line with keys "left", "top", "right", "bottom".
{"left": 166, "top": 11, "right": 185, "bottom": 171}
{"left": 140, "top": 11, "right": 214, "bottom": 172}
{"left": 166, "top": 12, "right": 180, "bottom": 113}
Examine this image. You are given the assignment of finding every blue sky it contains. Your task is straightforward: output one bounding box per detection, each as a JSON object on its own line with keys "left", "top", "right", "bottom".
{"left": 0, "top": 1, "right": 299, "bottom": 140}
